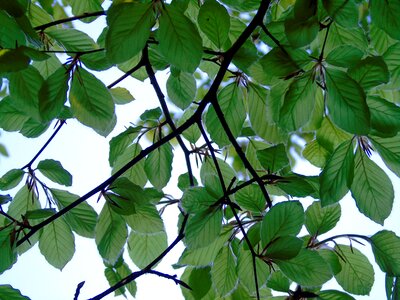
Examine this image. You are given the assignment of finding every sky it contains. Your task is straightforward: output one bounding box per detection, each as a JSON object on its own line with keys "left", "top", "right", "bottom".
{"left": 1, "top": 2, "right": 400, "bottom": 299}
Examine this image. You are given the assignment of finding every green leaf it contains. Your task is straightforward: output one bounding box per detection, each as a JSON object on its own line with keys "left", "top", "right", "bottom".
{"left": 166, "top": 70, "right": 196, "bottom": 110}
{"left": 116, "top": 263, "right": 137, "bottom": 298}
{"left": 0, "top": 226, "right": 17, "bottom": 275}
{"left": 0, "top": 97, "right": 29, "bottom": 132}
{"left": 124, "top": 204, "right": 164, "bottom": 234}
{"left": 305, "top": 201, "right": 341, "bottom": 236}
{"left": 370, "top": 134, "right": 400, "bottom": 177}
{"left": 322, "top": 22, "right": 368, "bottom": 52}
{"left": 158, "top": 5, "right": 203, "bottom": 72}
{"left": 370, "top": 24, "right": 397, "bottom": 55}
{"left": 200, "top": 157, "right": 236, "bottom": 194}
{"left": 37, "top": 159, "right": 72, "bottom": 186}
{"left": 0, "top": 285, "right": 30, "bottom": 300}
{"left": 211, "top": 245, "right": 237, "bottom": 297}
{"left": 325, "top": 68, "right": 370, "bottom": 134}
{"left": 303, "top": 139, "right": 330, "bottom": 168}
{"left": 0, "top": 194, "right": 12, "bottom": 205}
{"left": 46, "top": 28, "right": 97, "bottom": 52}
{"left": 127, "top": 230, "right": 168, "bottom": 269}
{"left": 188, "top": 267, "right": 212, "bottom": 299}
{"left": 285, "top": 16, "right": 319, "bottom": 48}
{"left": 104, "top": 267, "right": 124, "bottom": 297}
{"left": 319, "top": 139, "right": 354, "bottom": 206}
{"left": 181, "top": 187, "right": 216, "bottom": 214}
{"left": 235, "top": 183, "right": 265, "bottom": 213}
{"left": 106, "top": 2, "right": 155, "bottom": 64}
{"left": 108, "top": 127, "right": 141, "bottom": 167}
{"left": 319, "top": 249, "right": 342, "bottom": 275}
{"left": 8, "top": 66, "right": 44, "bottom": 121}
{"left": 318, "top": 290, "right": 356, "bottom": 300}
{"left": 0, "top": 169, "right": 24, "bottom": 191}
{"left": 144, "top": 142, "right": 173, "bottom": 190}
{"left": 351, "top": 148, "right": 394, "bottom": 224}
{"left": 177, "top": 172, "right": 198, "bottom": 192}
{"left": 109, "top": 87, "right": 135, "bottom": 105}
{"left": 260, "top": 201, "right": 304, "bottom": 246}
{"left": 198, "top": 0, "right": 230, "bottom": 49}
{"left": 367, "top": 96, "right": 400, "bottom": 137}
{"left": 256, "top": 143, "right": 289, "bottom": 173}
{"left": 322, "top": 0, "right": 358, "bottom": 28}
{"left": 370, "top": 0, "right": 400, "bottom": 40}
{"left": 386, "top": 275, "right": 400, "bottom": 300}
{"left": 266, "top": 270, "right": 290, "bottom": 292}
{"left": 39, "top": 217, "right": 75, "bottom": 270}
{"left": 334, "top": 244, "right": 374, "bottom": 295}
{"left": 205, "top": 83, "right": 246, "bottom": 147}
{"left": 277, "top": 174, "right": 317, "bottom": 198}
{"left": 279, "top": 71, "right": 317, "bottom": 131}
{"left": 19, "top": 118, "right": 50, "bottom": 138}
{"left": 0, "top": 48, "right": 30, "bottom": 73}
{"left": 140, "top": 107, "right": 162, "bottom": 121}
{"left": 68, "top": 0, "right": 102, "bottom": 23}
{"left": 95, "top": 203, "right": 128, "bottom": 265}
{"left": 38, "top": 66, "right": 70, "bottom": 122}
{"left": 264, "top": 236, "right": 303, "bottom": 260}
{"left": 325, "top": 45, "right": 364, "bottom": 68}
{"left": 371, "top": 230, "right": 400, "bottom": 276}
{"left": 25, "top": 208, "right": 56, "bottom": 220}
{"left": 69, "top": 67, "right": 115, "bottom": 136}
{"left": 348, "top": 56, "right": 390, "bottom": 90}
{"left": 383, "top": 43, "right": 400, "bottom": 88}
{"left": 185, "top": 208, "right": 222, "bottom": 249}
{"left": 276, "top": 249, "right": 333, "bottom": 286}
{"left": 316, "top": 117, "right": 352, "bottom": 152}
{"left": 178, "top": 107, "right": 201, "bottom": 143}
{"left": 51, "top": 189, "right": 98, "bottom": 238}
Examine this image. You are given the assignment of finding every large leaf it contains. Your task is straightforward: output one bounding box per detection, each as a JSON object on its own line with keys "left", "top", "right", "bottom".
{"left": 276, "top": 249, "right": 332, "bottom": 286}
{"left": 205, "top": 83, "right": 246, "bottom": 147}
{"left": 51, "top": 189, "right": 98, "bottom": 238}
{"left": 181, "top": 187, "right": 216, "bottom": 214}
{"left": 69, "top": 67, "right": 115, "bottom": 136}
{"left": 0, "top": 97, "right": 29, "bottom": 132}
{"left": 127, "top": 230, "right": 167, "bottom": 269}
{"left": 95, "top": 203, "right": 128, "bottom": 265}
{"left": 106, "top": 2, "right": 155, "bottom": 64}
{"left": 260, "top": 201, "right": 304, "bottom": 246}
{"left": 198, "top": 0, "right": 230, "bottom": 49}
{"left": 348, "top": 56, "right": 390, "bottom": 90}
{"left": 325, "top": 45, "right": 364, "bottom": 68}
{"left": 371, "top": 230, "right": 400, "bottom": 276}
{"left": 158, "top": 5, "right": 203, "bottom": 72}
{"left": 0, "top": 285, "right": 30, "bottom": 300}
{"left": 322, "top": 0, "right": 358, "bottom": 28}
{"left": 38, "top": 217, "right": 75, "bottom": 270}
{"left": 367, "top": 96, "right": 400, "bottom": 137}
{"left": 285, "top": 16, "right": 319, "bottom": 48}
{"left": 323, "top": 22, "right": 368, "bottom": 52}
{"left": 37, "top": 159, "right": 72, "bottom": 186}
{"left": 235, "top": 184, "right": 265, "bottom": 213}
{"left": 351, "top": 148, "right": 394, "bottom": 224}
{"left": 334, "top": 245, "right": 374, "bottom": 295}
{"left": 325, "top": 68, "right": 370, "bottom": 134}
{"left": 46, "top": 28, "right": 96, "bottom": 52}
{"left": 370, "top": 0, "right": 400, "bottom": 40}
{"left": 279, "top": 71, "right": 317, "bottom": 131}
{"left": 0, "top": 226, "right": 17, "bottom": 275}
{"left": 305, "top": 201, "right": 341, "bottom": 236}
{"left": 124, "top": 204, "right": 164, "bottom": 234}
{"left": 166, "top": 70, "right": 196, "bottom": 110}
{"left": 211, "top": 245, "right": 237, "bottom": 297}
{"left": 319, "top": 139, "right": 354, "bottom": 206}
{"left": 383, "top": 42, "right": 400, "bottom": 88}
{"left": 264, "top": 236, "right": 303, "bottom": 260}
{"left": 370, "top": 134, "right": 400, "bottom": 177}
{"left": 144, "top": 142, "right": 173, "bottom": 190}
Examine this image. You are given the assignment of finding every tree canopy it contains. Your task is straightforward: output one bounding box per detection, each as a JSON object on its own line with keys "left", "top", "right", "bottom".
{"left": 1, "top": 0, "right": 400, "bottom": 299}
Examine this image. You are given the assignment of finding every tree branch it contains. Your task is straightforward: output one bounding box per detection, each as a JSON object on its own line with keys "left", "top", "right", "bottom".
{"left": 34, "top": 11, "right": 106, "bottom": 31}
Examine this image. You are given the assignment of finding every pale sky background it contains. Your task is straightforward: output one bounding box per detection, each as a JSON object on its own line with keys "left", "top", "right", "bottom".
{"left": 1, "top": 2, "right": 400, "bottom": 299}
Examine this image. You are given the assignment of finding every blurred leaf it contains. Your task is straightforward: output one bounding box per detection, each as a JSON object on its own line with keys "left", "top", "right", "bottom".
{"left": 370, "top": 0, "right": 400, "bottom": 40}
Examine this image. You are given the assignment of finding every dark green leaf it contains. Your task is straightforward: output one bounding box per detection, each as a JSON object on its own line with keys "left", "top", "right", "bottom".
{"left": 318, "top": 290, "right": 356, "bottom": 300}
{"left": 108, "top": 127, "right": 141, "bottom": 167}
{"left": 0, "top": 48, "right": 30, "bottom": 73}
{"left": 370, "top": 0, "right": 400, "bottom": 40}
{"left": 37, "top": 159, "right": 72, "bottom": 186}
{"left": 177, "top": 172, "right": 198, "bottom": 192}
{"left": 0, "top": 194, "right": 12, "bottom": 205}
{"left": 383, "top": 42, "right": 400, "bottom": 88}
{"left": 323, "top": 0, "right": 358, "bottom": 28}
{"left": 285, "top": 16, "right": 319, "bottom": 48}
{"left": 264, "top": 236, "right": 303, "bottom": 260}
{"left": 256, "top": 143, "right": 289, "bottom": 173}
{"left": 0, "top": 226, "right": 17, "bottom": 275}
{"left": 0, "top": 169, "right": 24, "bottom": 191}
{"left": 367, "top": 96, "right": 400, "bottom": 137}
{"left": 25, "top": 208, "right": 56, "bottom": 220}
{"left": 166, "top": 70, "right": 196, "bottom": 110}
{"left": 188, "top": 267, "right": 212, "bottom": 299}
{"left": 305, "top": 201, "right": 341, "bottom": 236}
{"left": 371, "top": 230, "right": 400, "bottom": 276}
{"left": 370, "top": 134, "right": 400, "bottom": 177}
{"left": 325, "top": 45, "right": 364, "bottom": 68}
{"left": 348, "top": 56, "right": 390, "bottom": 90}
{"left": 266, "top": 270, "right": 290, "bottom": 292}
{"left": 140, "top": 107, "right": 162, "bottom": 121}
{"left": 0, "top": 285, "right": 30, "bottom": 300}
{"left": 181, "top": 187, "right": 216, "bottom": 214}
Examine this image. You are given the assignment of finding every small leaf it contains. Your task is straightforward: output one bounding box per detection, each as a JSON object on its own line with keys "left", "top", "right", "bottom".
{"left": 235, "top": 184, "right": 265, "bottom": 213}
{"left": 318, "top": 290, "right": 356, "bottom": 300}
{"left": 0, "top": 96, "right": 29, "bottom": 132}
{"left": 109, "top": 87, "right": 135, "bottom": 105}
{"left": 177, "top": 172, "right": 198, "bottom": 192}
{"left": 144, "top": 142, "right": 173, "bottom": 190}
{"left": 124, "top": 204, "right": 164, "bottom": 234}
{"left": 158, "top": 5, "right": 203, "bottom": 72}
{"left": 37, "top": 159, "right": 72, "bottom": 186}
{"left": 188, "top": 267, "right": 212, "bottom": 299}
{"left": 371, "top": 230, "right": 400, "bottom": 276}
{"left": 266, "top": 270, "right": 290, "bottom": 292}
{"left": 316, "top": 117, "right": 352, "bottom": 152}
{"left": 256, "top": 143, "right": 289, "bottom": 173}
{"left": 351, "top": 148, "right": 394, "bottom": 224}
{"left": 0, "top": 194, "right": 12, "bottom": 205}
{"left": 0, "top": 169, "right": 24, "bottom": 191}
{"left": 303, "top": 139, "right": 330, "bottom": 168}
{"left": 181, "top": 187, "right": 216, "bottom": 214}
{"left": 0, "top": 285, "right": 30, "bottom": 300}
{"left": 25, "top": 208, "right": 56, "bottom": 220}
{"left": 0, "top": 226, "right": 17, "bottom": 275}
{"left": 116, "top": 263, "right": 137, "bottom": 297}
{"left": 265, "top": 236, "right": 303, "bottom": 260}
{"left": 39, "top": 217, "right": 75, "bottom": 270}
{"left": 305, "top": 201, "right": 341, "bottom": 236}
{"left": 108, "top": 127, "right": 141, "bottom": 167}
{"left": 166, "top": 70, "right": 196, "bottom": 110}
{"left": 68, "top": 0, "right": 102, "bottom": 23}
{"left": 348, "top": 56, "right": 390, "bottom": 90}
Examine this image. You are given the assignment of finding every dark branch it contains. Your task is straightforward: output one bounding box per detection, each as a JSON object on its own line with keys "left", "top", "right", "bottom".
{"left": 34, "top": 11, "right": 106, "bottom": 31}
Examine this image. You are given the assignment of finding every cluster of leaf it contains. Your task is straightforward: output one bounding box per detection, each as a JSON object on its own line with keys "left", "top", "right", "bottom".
{"left": 1, "top": 0, "right": 400, "bottom": 299}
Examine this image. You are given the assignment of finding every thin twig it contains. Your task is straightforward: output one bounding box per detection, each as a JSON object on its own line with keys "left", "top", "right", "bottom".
{"left": 312, "top": 234, "right": 371, "bottom": 248}
{"left": 34, "top": 11, "right": 106, "bottom": 31}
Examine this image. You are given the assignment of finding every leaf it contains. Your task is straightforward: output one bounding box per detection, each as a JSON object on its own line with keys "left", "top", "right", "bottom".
{"left": 39, "top": 217, "right": 75, "bottom": 270}
{"left": 317, "top": 290, "right": 356, "bottom": 300}
{"left": 127, "top": 231, "right": 167, "bottom": 269}
{"left": 104, "top": 267, "right": 124, "bottom": 297}
{"left": 303, "top": 139, "right": 330, "bottom": 168}
{"left": 0, "top": 226, "right": 17, "bottom": 275}
{"left": 316, "top": 117, "right": 352, "bottom": 152}
{"left": 177, "top": 172, "right": 198, "bottom": 192}
{"left": 69, "top": 67, "right": 115, "bottom": 136}
{"left": 351, "top": 148, "right": 394, "bottom": 224}
{"left": 95, "top": 203, "right": 128, "bottom": 265}
{"left": 256, "top": 143, "right": 289, "bottom": 173}
{"left": 144, "top": 142, "right": 173, "bottom": 190}
{"left": 266, "top": 270, "right": 290, "bottom": 292}
{"left": 181, "top": 187, "right": 216, "bottom": 214}
{"left": 68, "top": 0, "right": 102, "bottom": 23}
{"left": 185, "top": 208, "right": 223, "bottom": 249}
{"left": 325, "top": 45, "right": 364, "bottom": 68}
{"left": 178, "top": 107, "right": 201, "bottom": 143}
{"left": 0, "top": 97, "right": 29, "bottom": 132}
{"left": 0, "top": 169, "right": 24, "bottom": 191}
{"left": 334, "top": 244, "right": 374, "bottom": 295}
{"left": 106, "top": 2, "right": 155, "bottom": 64}
{"left": 322, "top": 0, "right": 358, "bottom": 28}
{"left": 158, "top": 5, "right": 203, "bottom": 72}
{"left": 323, "top": 22, "right": 368, "bottom": 52}
{"left": 371, "top": 230, "right": 400, "bottom": 276}
{"left": 211, "top": 245, "right": 238, "bottom": 297}
{"left": 108, "top": 127, "right": 141, "bottom": 167}
{"left": 198, "top": 0, "right": 230, "bottom": 49}
{"left": 0, "top": 48, "right": 30, "bottom": 73}
{"left": 260, "top": 200, "right": 304, "bottom": 246}
{"left": 124, "top": 204, "right": 164, "bottom": 234}
{"left": 285, "top": 16, "right": 319, "bottom": 48}
{"left": 0, "top": 285, "right": 30, "bottom": 300}
{"left": 367, "top": 96, "right": 400, "bottom": 137}
{"left": 38, "top": 65, "right": 70, "bottom": 122}
{"left": 348, "top": 56, "right": 390, "bottom": 90}
{"left": 279, "top": 71, "right": 317, "bottom": 131}
{"left": 37, "top": 159, "right": 72, "bottom": 186}
{"left": 264, "top": 236, "right": 303, "bottom": 260}
{"left": 383, "top": 43, "right": 400, "bottom": 88}
{"left": 51, "top": 189, "right": 98, "bottom": 238}
{"left": 325, "top": 68, "right": 370, "bottom": 134}
{"left": 205, "top": 83, "right": 246, "bottom": 147}
{"left": 46, "top": 28, "right": 96, "bottom": 52}
{"left": 166, "top": 70, "right": 196, "bottom": 110}
{"left": 25, "top": 208, "right": 56, "bottom": 220}
{"left": 276, "top": 249, "right": 333, "bottom": 286}
{"left": 109, "top": 87, "right": 135, "bottom": 105}
{"left": 235, "top": 183, "right": 265, "bottom": 213}
{"left": 319, "top": 139, "right": 354, "bottom": 206}
{"left": 188, "top": 267, "right": 212, "bottom": 299}
{"left": 305, "top": 201, "right": 341, "bottom": 236}
{"left": 370, "top": 134, "right": 400, "bottom": 177}
{"left": 370, "top": 0, "right": 400, "bottom": 40}
{"left": 116, "top": 263, "right": 137, "bottom": 298}
{"left": 238, "top": 248, "right": 270, "bottom": 294}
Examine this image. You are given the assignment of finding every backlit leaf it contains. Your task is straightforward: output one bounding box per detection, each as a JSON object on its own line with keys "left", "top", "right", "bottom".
{"left": 166, "top": 70, "right": 196, "bottom": 110}
{"left": 323, "top": 0, "right": 358, "bottom": 28}
{"left": 325, "top": 45, "right": 363, "bottom": 68}
{"left": 348, "top": 56, "right": 390, "bottom": 90}
{"left": 108, "top": 127, "right": 141, "bottom": 167}
{"left": 68, "top": 0, "right": 102, "bottom": 23}
{"left": 109, "top": 87, "right": 135, "bottom": 105}
{"left": 256, "top": 143, "right": 289, "bottom": 173}
{"left": 305, "top": 201, "right": 341, "bottom": 235}
{"left": 211, "top": 245, "right": 237, "bottom": 297}
{"left": 285, "top": 16, "right": 319, "bottom": 48}
{"left": 37, "top": 159, "right": 72, "bottom": 186}
{"left": 0, "top": 169, "right": 25, "bottom": 191}
{"left": 367, "top": 96, "right": 400, "bottom": 137}
{"left": 144, "top": 142, "right": 173, "bottom": 190}
{"left": 371, "top": 230, "right": 400, "bottom": 276}
{"left": 370, "top": 134, "right": 400, "bottom": 177}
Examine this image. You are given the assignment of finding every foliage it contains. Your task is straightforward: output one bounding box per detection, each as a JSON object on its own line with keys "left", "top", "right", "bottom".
{"left": 0, "top": 0, "right": 400, "bottom": 299}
